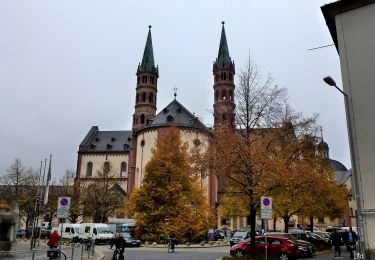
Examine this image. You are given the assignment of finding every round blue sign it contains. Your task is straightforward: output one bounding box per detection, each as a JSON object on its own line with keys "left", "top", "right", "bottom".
{"left": 60, "top": 198, "right": 69, "bottom": 207}
{"left": 263, "top": 197, "right": 270, "bottom": 206}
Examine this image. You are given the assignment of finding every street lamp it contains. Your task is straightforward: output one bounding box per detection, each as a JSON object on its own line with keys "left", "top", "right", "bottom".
{"left": 323, "top": 76, "right": 366, "bottom": 259}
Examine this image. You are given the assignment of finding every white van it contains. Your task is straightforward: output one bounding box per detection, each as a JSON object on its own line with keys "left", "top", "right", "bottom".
{"left": 51, "top": 223, "right": 80, "bottom": 242}
{"left": 79, "top": 223, "right": 114, "bottom": 244}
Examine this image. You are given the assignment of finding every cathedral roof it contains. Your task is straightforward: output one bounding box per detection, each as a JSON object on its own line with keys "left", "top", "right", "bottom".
{"left": 329, "top": 159, "right": 348, "bottom": 172}
{"left": 79, "top": 126, "right": 133, "bottom": 153}
{"left": 144, "top": 99, "right": 210, "bottom": 133}
{"left": 215, "top": 22, "right": 232, "bottom": 69}
{"left": 137, "top": 26, "right": 158, "bottom": 74}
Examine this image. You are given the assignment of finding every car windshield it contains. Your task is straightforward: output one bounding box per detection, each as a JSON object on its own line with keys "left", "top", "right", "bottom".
{"left": 97, "top": 227, "right": 111, "bottom": 234}
{"left": 233, "top": 231, "right": 248, "bottom": 238}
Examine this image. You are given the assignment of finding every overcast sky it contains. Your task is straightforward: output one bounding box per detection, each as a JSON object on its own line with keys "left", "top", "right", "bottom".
{"left": 0, "top": 0, "right": 348, "bottom": 180}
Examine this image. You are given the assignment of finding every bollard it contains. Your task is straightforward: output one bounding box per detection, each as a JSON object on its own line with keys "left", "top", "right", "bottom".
{"left": 81, "top": 243, "right": 84, "bottom": 260}
{"left": 71, "top": 246, "right": 75, "bottom": 260}
{"left": 31, "top": 251, "right": 35, "bottom": 260}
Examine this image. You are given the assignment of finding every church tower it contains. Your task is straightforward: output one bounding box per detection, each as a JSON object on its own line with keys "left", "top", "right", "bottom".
{"left": 132, "top": 26, "right": 159, "bottom": 132}
{"left": 213, "top": 22, "right": 235, "bottom": 129}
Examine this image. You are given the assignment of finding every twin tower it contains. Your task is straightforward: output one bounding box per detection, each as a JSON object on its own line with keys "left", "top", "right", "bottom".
{"left": 132, "top": 22, "right": 235, "bottom": 132}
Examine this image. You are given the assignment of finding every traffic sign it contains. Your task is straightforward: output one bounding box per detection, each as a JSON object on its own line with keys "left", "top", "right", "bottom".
{"left": 260, "top": 196, "right": 272, "bottom": 220}
{"left": 57, "top": 197, "right": 71, "bottom": 219}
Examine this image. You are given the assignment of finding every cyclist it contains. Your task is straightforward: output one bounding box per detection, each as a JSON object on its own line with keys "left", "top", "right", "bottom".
{"left": 110, "top": 233, "right": 125, "bottom": 260}
{"left": 47, "top": 230, "right": 60, "bottom": 259}
{"left": 168, "top": 232, "right": 177, "bottom": 252}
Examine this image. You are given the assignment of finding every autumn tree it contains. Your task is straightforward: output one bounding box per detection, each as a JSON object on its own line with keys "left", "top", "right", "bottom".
{"left": 206, "top": 57, "right": 289, "bottom": 252}
{"left": 80, "top": 163, "right": 124, "bottom": 223}
{"left": 127, "top": 127, "right": 210, "bottom": 242}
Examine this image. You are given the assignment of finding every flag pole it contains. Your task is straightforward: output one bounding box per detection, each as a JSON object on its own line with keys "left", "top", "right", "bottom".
{"left": 44, "top": 155, "right": 52, "bottom": 205}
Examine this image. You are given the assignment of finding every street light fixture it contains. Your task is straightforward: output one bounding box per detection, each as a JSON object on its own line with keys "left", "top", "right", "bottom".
{"left": 323, "top": 76, "right": 366, "bottom": 259}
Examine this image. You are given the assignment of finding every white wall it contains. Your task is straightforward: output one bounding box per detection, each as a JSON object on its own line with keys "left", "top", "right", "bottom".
{"left": 335, "top": 3, "right": 375, "bottom": 255}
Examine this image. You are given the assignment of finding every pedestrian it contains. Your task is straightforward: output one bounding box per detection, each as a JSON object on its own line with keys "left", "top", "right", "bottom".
{"left": 345, "top": 227, "right": 358, "bottom": 259}
{"left": 329, "top": 229, "right": 342, "bottom": 257}
{"left": 110, "top": 233, "right": 125, "bottom": 260}
{"left": 47, "top": 230, "right": 60, "bottom": 259}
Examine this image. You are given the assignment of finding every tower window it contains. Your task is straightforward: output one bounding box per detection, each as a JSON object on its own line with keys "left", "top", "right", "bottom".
{"left": 104, "top": 161, "right": 110, "bottom": 172}
{"left": 222, "top": 89, "right": 227, "bottom": 100}
{"left": 215, "top": 91, "right": 218, "bottom": 101}
{"left": 136, "top": 93, "right": 139, "bottom": 103}
{"left": 229, "top": 90, "right": 233, "bottom": 101}
{"left": 223, "top": 114, "right": 227, "bottom": 121}
{"left": 137, "top": 76, "right": 140, "bottom": 84}
{"left": 221, "top": 72, "right": 224, "bottom": 80}
{"left": 120, "top": 162, "right": 127, "bottom": 177}
{"left": 150, "top": 76, "right": 154, "bottom": 84}
{"left": 86, "top": 162, "right": 93, "bottom": 177}
{"left": 224, "top": 73, "right": 227, "bottom": 80}
{"left": 142, "top": 75, "right": 147, "bottom": 83}
{"left": 142, "top": 92, "right": 146, "bottom": 102}
{"left": 141, "top": 114, "right": 145, "bottom": 124}
{"left": 149, "top": 93, "right": 154, "bottom": 103}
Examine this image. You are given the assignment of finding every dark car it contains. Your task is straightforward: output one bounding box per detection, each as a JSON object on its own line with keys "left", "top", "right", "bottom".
{"left": 230, "top": 230, "right": 251, "bottom": 246}
{"left": 122, "top": 233, "right": 141, "bottom": 247}
{"left": 230, "top": 235, "right": 301, "bottom": 259}
{"left": 16, "top": 229, "right": 26, "bottom": 238}
{"left": 41, "top": 228, "right": 51, "bottom": 239}
{"left": 305, "top": 231, "right": 332, "bottom": 250}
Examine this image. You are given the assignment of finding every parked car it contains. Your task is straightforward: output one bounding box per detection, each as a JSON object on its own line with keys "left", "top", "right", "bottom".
{"left": 305, "top": 231, "right": 332, "bottom": 250}
{"left": 25, "top": 226, "right": 41, "bottom": 239}
{"left": 40, "top": 228, "right": 51, "bottom": 239}
{"left": 230, "top": 235, "right": 301, "bottom": 259}
{"left": 16, "top": 229, "right": 26, "bottom": 238}
{"left": 122, "top": 233, "right": 141, "bottom": 247}
{"left": 207, "top": 228, "right": 223, "bottom": 241}
{"left": 230, "top": 230, "right": 251, "bottom": 246}
{"left": 265, "top": 232, "right": 315, "bottom": 258}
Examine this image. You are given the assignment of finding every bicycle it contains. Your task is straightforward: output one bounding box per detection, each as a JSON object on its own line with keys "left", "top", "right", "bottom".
{"left": 47, "top": 248, "right": 67, "bottom": 260}
{"left": 349, "top": 243, "right": 364, "bottom": 260}
{"left": 167, "top": 238, "right": 176, "bottom": 253}
{"left": 110, "top": 247, "right": 124, "bottom": 260}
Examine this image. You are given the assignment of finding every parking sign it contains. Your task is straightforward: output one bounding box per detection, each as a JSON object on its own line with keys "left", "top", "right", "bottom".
{"left": 260, "top": 196, "right": 272, "bottom": 219}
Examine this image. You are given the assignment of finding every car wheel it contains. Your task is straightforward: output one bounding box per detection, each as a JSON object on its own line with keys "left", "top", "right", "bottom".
{"left": 235, "top": 250, "right": 245, "bottom": 257}
{"left": 279, "top": 252, "right": 289, "bottom": 260}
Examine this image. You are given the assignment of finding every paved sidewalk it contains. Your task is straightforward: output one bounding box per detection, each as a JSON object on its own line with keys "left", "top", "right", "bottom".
{"left": 11, "top": 240, "right": 104, "bottom": 260}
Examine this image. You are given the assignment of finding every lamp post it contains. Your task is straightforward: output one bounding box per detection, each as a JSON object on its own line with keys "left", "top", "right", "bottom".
{"left": 323, "top": 76, "right": 366, "bottom": 259}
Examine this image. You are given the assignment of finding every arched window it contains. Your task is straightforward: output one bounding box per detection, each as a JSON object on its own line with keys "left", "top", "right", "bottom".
{"left": 120, "top": 162, "right": 127, "bottom": 177}
{"left": 141, "top": 114, "right": 145, "bottom": 124}
{"left": 142, "top": 92, "right": 146, "bottom": 102}
{"left": 142, "top": 75, "right": 147, "bottom": 83}
{"left": 215, "top": 91, "right": 218, "bottom": 101}
{"left": 222, "top": 89, "right": 227, "bottom": 100}
{"left": 86, "top": 162, "right": 93, "bottom": 177}
{"left": 149, "top": 93, "right": 154, "bottom": 103}
{"left": 103, "top": 162, "right": 110, "bottom": 173}
{"left": 136, "top": 93, "right": 139, "bottom": 103}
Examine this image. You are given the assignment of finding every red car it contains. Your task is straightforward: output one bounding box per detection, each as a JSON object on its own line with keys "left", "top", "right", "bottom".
{"left": 230, "top": 235, "right": 300, "bottom": 260}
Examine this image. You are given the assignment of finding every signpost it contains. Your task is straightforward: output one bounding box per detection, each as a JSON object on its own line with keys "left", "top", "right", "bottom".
{"left": 261, "top": 196, "right": 272, "bottom": 260}
{"left": 57, "top": 197, "right": 71, "bottom": 254}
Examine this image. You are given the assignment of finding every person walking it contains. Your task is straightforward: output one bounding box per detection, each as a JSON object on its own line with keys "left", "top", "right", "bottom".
{"left": 329, "top": 230, "right": 343, "bottom": 257}
{"left": 110, "top": 233, "right": 125, "bottom": 260}
{"left": 346, "top": 228, "right": 358, "bottom": 259}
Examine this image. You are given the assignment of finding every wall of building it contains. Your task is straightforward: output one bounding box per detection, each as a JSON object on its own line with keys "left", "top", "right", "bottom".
{"left": 134, "top": 128, "right": 210, "bottom": 198}
{"left": 335, "top": 4, "right": 375, "bottom": 256}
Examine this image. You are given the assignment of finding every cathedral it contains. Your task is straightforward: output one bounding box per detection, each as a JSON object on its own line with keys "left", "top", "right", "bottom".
{"left": 74, "top": 22, "right": 236, "bottom": 223}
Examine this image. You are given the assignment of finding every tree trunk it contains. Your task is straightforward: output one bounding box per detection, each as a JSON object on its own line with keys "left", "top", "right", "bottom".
{"left": 283, "top": 215, "right": 290, "bottom": 233}
{"left": 249, "top": 205, "right": 257, "bottom": 254}
{"left": 309, "top": 216, "right": 314, "bottom": 232}
{"left": 273, "top": 218, "right": 277, "bottom": 231}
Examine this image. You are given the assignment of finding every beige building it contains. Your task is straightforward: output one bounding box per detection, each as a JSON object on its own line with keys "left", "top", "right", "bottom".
{"left": 322, "top": 0, "right": 375, "bottom": 258}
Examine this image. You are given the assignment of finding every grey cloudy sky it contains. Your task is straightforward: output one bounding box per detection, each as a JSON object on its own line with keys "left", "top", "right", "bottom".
{"left": 0, "top": 0, "right": 348, "bottom": 180}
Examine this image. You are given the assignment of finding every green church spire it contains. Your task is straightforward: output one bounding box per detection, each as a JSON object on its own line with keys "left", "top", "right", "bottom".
{"left": 216, "top": 21, "right": 232, "bottom": 69}
{"left": 138, "top": 25, "right": 157, "bottom": 74}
